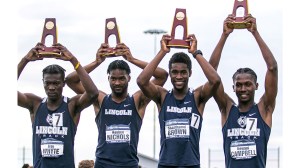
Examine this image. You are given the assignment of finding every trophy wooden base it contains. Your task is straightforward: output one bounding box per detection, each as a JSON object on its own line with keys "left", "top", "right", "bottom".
{"left": 167, "top": 39, "right": 190, "bottom": 49}
{"left": 38, "top": 47, "right": 61, "bottom": 58}
{"left": 39, "top": 52, "right": 61, "bottom": 58}
{"left": 228, "top": 22, "right": 251, "bottom": 29}
{"left": 101, "top": 48, "right": 119, "bottom": 57}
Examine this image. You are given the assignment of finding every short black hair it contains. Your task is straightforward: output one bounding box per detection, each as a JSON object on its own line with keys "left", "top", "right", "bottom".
{"left": 22, "top": 164, "right": 30, "bottom": 168}
{"left": 232, "top": 67, "right": 257, "bottom": 83}
{"left": 42, "top": 64, "right": 66, "bottom": 80}
{"left": 107, "top": 60, "right": 131, "bottom": 75}
{"left": 168, "top": 52, "right": 192, "bottom": 71}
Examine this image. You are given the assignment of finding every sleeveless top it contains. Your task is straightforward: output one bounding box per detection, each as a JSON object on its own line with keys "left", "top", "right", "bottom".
{"left": 95, "top": 94, "right": 142, "bottom": 168}
{"left": 222, "top": 104, "right": 271, "bottom": 168}
{"left": 33, "top": 96, "right": 76, "bottom": 168}
{"left": 158, "top": 89, "right": 202, "bottom": 166}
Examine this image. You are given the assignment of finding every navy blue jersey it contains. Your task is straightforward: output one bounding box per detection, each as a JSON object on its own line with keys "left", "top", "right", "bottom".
{"left": 95, "top": 94, "right": 142, "bottom": 168}
{"left": 32, "top": 96, "right": 76, "bottom": 168}
{"left": 158, "top": 89, "right": 202, "bottom": 167}
{"left": 222, "top": 104, "right": 271, "bottom": 168}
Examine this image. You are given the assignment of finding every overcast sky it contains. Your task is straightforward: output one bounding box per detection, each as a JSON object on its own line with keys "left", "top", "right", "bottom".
{"left": 3, "top": 0, "right": 298, "bottom": 167}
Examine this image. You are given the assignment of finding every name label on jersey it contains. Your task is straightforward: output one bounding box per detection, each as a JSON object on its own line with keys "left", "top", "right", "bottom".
{"left": 41, "top": 138, "right": 64, "bottom": 157}
{"left": 166, "top": 106, "right": 192, "bottom": 113}
{"left": 106, "top": 124, "right": 131, "bottom": 143}
{"left": 230, "top": 139, "right": 257, "bottom": 160}
{"left": 227, "top": 128, "right": 260, "bottom": 137}
{"left": 105, "top": 109, "right": 132, "bottom": 116}
{"left": 36, "top": 126, "right": 68, "bottom": 135}
{"left": 165, "top": 118, "right": 190, "bottom": 139}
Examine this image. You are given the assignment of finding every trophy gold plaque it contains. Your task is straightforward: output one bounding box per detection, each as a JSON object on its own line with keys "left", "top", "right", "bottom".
{"left": 103, "top": 18, "right": 121, "bottom": 57}
{"left": 167, "top": 8, "right": 190, "bottom": 48}
{"left": 39, "top": 18, "right": 61, "bottom": 57}
{"left": 228, "top": 0, "right": 251, "bottom": 29}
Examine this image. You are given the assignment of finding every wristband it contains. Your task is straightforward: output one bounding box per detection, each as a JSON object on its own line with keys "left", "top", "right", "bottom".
{"left": 75, "top": 62, "right": 80, "bottom": 70}
{"left": 192, "top": 50, "right": 203, "bottom": 58}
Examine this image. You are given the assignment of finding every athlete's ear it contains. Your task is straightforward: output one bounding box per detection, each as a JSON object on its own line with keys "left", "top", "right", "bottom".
{"left": 232, "top": 85, "right": 235, "bottom": 92}
{"left": 189, "top": 70, "right": 192, "bottom": 77}
{"left": 128, "top": 75, "right": 131, "bottom": 82}
{"left": 63, "top": 79, "right": 66, "bottom": 87}
{"left": 256, "top": 83, "right": 258, "bottom": 90}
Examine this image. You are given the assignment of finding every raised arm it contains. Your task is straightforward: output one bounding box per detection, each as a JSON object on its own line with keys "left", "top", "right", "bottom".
{"left": 116, "top": 43, "right": 168, "bottom": 86}
{"left": 65, "top": 43, "right": 108, "bottom": 94}
{"left": 18, "top": 43, "right": 44, "bottom": 79}
{"left": 53, "top": 43, "right": 99, "bottom": 114}
{"left": 187, "top": 34, "right": 220, "bottom": 108}
{"left": 136, "top": 35, "right": 170, "bottom": 105}
{"left": 18, "top": 43, "right": 44, "bottom": 115}
{"left": 209, "top": 14, "right": 234, "bottom": 70}
{"left": 246, "top": 15, "right": 278, "bottom": 123}
{"left": 208, "top": 15, "right": 236, "bottom": 121}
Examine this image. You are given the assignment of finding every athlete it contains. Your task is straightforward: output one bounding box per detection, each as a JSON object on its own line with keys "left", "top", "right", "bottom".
{"left": 18, "top": 43, "right": 99, "bottom": 168}
{"left": 65, "top": 42, "right": 168, "bottom": 168}
{"left": 209, "top": 14, "right": 278, "bottom": 168}
{"left": 137, "top": 34, "right": 221, "bottom": 168}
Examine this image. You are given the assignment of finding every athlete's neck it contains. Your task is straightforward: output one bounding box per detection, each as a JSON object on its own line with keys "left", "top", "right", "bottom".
{"left": 238, "top": 100, "right": 255, "bottom": 112}
{"left": 47, "top": 96, "right": 63, "bottom": 111}
{"left": 173, "top": 87, "right": 189, "bottom": 100}
{"left": 111, "top": 92, "right": 129, "bottom": 103}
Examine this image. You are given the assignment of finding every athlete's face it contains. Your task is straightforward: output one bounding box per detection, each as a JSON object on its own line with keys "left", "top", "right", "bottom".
{"left": 43, "top": 73, "right": 65, "bottom": 101}
{"left": 108, "top": 69, "right": 130, "bottom": 96}
{"left": 233, "top": 73, "right": 258, "bottom": 103}
{"left": 169, "top": 63, "right": 191, "bottom": 91}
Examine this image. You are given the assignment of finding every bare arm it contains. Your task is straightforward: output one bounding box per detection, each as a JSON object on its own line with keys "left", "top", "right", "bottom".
{"left": 136, "top": 35, "right": 170, "bottom": 106}
{"left": 208, "top": 15, "right": 236, "bottom": 122}
{"left": 18, "top": 43, "right": 44, "bottom": 79}
{"left": 116, "top": 43, "right": 168, "bottom": 87}
{"left": 187, "top": 34, "right": 221, "bottom": 111}
{"left": 65, "top": 43, "right": 108, "bottom": 94}
{"left": 245, "top": 15, "right": 278, "bottom": 125}
{"left": 18, "top": 43, "right": 44, "bottom": 115}
{"left": 53, "top": 43, "right": 99, "bottom": 115}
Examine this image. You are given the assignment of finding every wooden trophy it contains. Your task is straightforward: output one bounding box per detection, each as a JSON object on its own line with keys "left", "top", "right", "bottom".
{"left": 167, "top": 8, "right": 190, "bottom": 49}
{"left": 103, "top": 18, "right": 121, "bottom": 57}
{"left": 228, "top": 0, "right": 251, "bottom": 29}
{"left": 39, "top": 18, "right": 61, "bottom": 57}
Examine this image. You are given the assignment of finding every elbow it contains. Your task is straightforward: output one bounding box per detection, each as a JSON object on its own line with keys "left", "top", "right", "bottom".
{"left": 162, "top": 71, "right": 169, "bottom": 82}
{"left": 157, "top": 71, "right": 169, "bottom": 86}
{"left": 268, "top": 61, "right": 278, "bottom": 72}
{"left": 89, "top": 91, "right": 99, "bottom": 102}
{"left": 87, "top": 85, "right": 99, "bottom": 102}
{"left": 211, "top": 75, "right": 221, "bottom": 88}
{"left": 137, "top": 76, "right": 147, "bottom": 88}
{"left": 137, "top": 74, "right": 153, "bottom": 90}
{"left": 65, "top": 76, "right": 77, "bottom": 87}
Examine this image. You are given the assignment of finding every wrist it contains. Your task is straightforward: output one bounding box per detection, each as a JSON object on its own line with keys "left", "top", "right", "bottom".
{"left": 192, "top": 50, "right": 203, "bottom": 58}
{"left": 70, "top": 57, "right": 78, "bottom": 65}
{"left": 222, "top": 32, "right": 230, "bottom": 37}
{"left": 22, "top": 56, "right": 30, "bottom": 63}
{"left": 126, "top": 56, "right": 134, "bottom": 63}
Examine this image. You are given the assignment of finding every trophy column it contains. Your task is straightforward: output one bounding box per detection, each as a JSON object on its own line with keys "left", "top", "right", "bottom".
{"left": 103, "top": 18, "right": 121, "bottom": 57}
{"left": 39, "top": 18, "right": 61, "bottom": 57}
{"left": 167, "top": 8, "right": 190, "bottom": 49}
{"left": 228, "top": 0, "right": 252, "bottom": 29}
